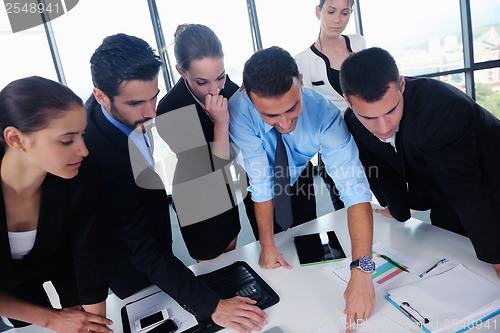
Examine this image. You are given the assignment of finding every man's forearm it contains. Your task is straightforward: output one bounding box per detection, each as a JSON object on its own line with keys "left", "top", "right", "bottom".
{"left": 254, "top": 200, "right": 275, "bottom": 246}
{"left": 0, "top": 290, "right": 54, "bottom": 328}
{"left": 347, "top": 202, "right": 373, "bottom": 259}
{"left": 83, "top": 301, "right": 106, "bottom": 318}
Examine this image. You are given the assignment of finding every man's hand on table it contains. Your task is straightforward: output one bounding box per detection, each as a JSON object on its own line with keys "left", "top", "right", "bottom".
{"left": 211, "top": 297, "right": 268, "bottom": 333}
{"left": 343, "top": 268, "right": 375, "bottom": 333}
{"left": 373, "top": 207, "right": 393, "bottom": 219}
{"left": 258, "top": 243, "right": 292, "bottom": 270}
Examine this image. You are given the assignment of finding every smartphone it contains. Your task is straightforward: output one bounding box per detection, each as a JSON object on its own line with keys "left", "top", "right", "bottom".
{"left": 135, "top": 309, "right": 169, "bottom": 332}
{"left": 147, "top": 319, "right": 178, "bottom": 333}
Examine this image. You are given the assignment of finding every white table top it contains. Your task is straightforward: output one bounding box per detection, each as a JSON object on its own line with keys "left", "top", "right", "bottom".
{"left": 6, "top": 210, "right": 500, "bottom": 332}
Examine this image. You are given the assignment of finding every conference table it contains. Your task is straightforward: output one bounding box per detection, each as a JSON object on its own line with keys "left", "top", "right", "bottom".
{"left": 6, "top": 209, "right": 500, "bottom": 332}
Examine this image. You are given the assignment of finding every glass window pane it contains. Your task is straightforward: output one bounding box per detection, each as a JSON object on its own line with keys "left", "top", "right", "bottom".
{"left": 475, "top": 69, "right": 500, "bottom": 118}
{"left": 50, "top": 0, "right": 162, "bottom": 101}
{"left": 360, "top": 0, "right": 463, "bottom": 76}
{"left": 0, "top": 11, "right": 57, "bottom": 90}
{"left": 471, "top": 0, "right": 500, "bottom": 63}
{"left": 255, "top": 0, "right": 357, "bottom": 58}
{"left": 434, "top": 72, "right": 466, "bottom": 94}
{"left": 157, "top": 0, "right": 254, "bottom": 86}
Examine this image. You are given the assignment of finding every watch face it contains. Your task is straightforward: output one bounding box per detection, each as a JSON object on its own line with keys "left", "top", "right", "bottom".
{"left": 359, "top": 256, "right": 375, "bottom": 272}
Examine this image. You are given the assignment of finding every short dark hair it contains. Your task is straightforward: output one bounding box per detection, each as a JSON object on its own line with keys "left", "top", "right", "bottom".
{"left": 174, "top": 24, "right": 223, "bottom": 72}
{"left": 340, "top": 47, "right": 400, "bottom": 103}
{"left": 0, "top": 76, "right": 82, "bottom": 148}
{"left": 90, "top": 33, "right": 162, "bottom": 101}
{"left": 243, "top": 46, "right": 301, "bottom": 99}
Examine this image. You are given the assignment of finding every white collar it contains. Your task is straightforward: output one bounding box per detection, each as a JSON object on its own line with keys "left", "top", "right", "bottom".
{"left": 378, "top": 124, "right": 400, "bottom": 151}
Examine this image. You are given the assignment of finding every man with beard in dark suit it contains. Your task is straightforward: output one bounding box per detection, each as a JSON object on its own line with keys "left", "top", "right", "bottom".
{"left": 84, "top": 33, "right": 267, "bottom": 332}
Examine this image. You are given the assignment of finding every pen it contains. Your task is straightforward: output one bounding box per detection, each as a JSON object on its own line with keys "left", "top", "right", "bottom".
{"left": 419, "top": 258, "right": 448, "bottom": 278}
{"left": 381, "top": 254, "right": 409, "bottom": 272}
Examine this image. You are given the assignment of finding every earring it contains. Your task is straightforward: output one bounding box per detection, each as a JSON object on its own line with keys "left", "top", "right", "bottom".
{"left": 19, "top": 148, "right": 24, "bottom": 152}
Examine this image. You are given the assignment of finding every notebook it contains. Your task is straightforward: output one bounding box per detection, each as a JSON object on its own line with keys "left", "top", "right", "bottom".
{"left": 121, "top": 261, "right": 279, "bottom": 333}
{"left": 386, "top": 264, "right": 500, "bottom": 333}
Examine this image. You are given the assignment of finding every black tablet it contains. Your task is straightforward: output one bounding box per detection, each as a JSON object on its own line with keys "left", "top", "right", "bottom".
{"left": 294, "top": 231, "right": 346, "bottom": 266}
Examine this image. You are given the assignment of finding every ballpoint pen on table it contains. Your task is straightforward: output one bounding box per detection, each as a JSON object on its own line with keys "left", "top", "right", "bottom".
{"left": 419, "top": 258, "right": 448, "bottom": 278}
{"left": 380, "top": 254, "right": 409, "bottom": 272}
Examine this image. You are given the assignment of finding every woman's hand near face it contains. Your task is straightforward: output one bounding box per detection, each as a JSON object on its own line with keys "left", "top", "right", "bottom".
{"left": 205, "top": 94, "right": 231, "bottom": 159}
{"left": 205, "top": 94, "right": 229, "bottom": 126}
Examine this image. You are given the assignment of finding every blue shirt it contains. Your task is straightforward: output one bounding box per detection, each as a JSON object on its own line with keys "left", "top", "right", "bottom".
{"left": 100, "top": 105, "right": 154, "bottom": 169}
{"left": 228, "top": 88, "right": 371, "bottom": 209}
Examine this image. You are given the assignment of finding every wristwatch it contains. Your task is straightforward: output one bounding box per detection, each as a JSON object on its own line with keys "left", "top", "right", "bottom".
{"left": 350, "top": 256, "right": 375, "bottom": 273}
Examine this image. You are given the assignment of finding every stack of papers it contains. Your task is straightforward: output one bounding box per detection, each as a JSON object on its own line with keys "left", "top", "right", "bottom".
{"left": 387, "top": 264, "right": 500, "bottom": 333}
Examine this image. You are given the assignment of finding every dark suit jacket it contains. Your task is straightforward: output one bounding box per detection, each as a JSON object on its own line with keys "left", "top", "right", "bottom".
{"left": 345, "top": 77, "right": 500, "bottom": 263}
{"left": 0, "top": 158, "right": 107, "bottom": 306}
{"left": 84, "top": 97, "right": 219, "bottom": 320}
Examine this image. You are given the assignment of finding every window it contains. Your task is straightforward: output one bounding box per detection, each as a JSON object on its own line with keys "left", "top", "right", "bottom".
{"left": 471, "top": 0, "right": 500, "bottom": 63}
{"left": 0, "top": 11, "right": 57, "bottom": 90}
{"left": 436, "top": 72, "right": 466, "bottom": 93}
{"left": 361, "top": 0, "right": 463, "bottom": 77}
{"left": 157, "top": 0, "right": 254, "bottom": 86}
{"left": 475, "top": 68, "right": 500, "bottom": 118}
{"left": 471, "top": 0, "right": 500, "bottom": 117}
{"left": 49, "top": 0, "right": 161, "bottom": 100}
{"left": 255, "top": 0, "right": 357, "bottom": 58}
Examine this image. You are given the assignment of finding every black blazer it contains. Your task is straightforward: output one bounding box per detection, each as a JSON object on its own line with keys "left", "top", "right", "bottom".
{"left": 345, "top": 77, "right": 500, "bottom": 263}
{"left": 84, "top": 97, "right": 219, "bottom": 320}
{"left": 0, "top": 159, "right": 107, "bottom": 305}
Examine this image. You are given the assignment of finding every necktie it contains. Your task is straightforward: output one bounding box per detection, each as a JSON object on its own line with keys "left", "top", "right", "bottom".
{"left": 141, "top": 125, "right": 154, "bottom": 169}
{"left": 273, "top": 129, "right": 293, "bottom": 230}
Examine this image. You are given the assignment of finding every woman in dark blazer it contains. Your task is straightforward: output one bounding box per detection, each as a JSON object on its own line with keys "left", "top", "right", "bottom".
{"left": 156, "top": 24, "right": 255, "bottom": 261}
{"left": 0, "top": 77, "right": 110, "bottom": 332}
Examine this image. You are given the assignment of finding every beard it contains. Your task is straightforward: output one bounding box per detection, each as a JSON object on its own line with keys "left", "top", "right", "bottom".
{"left": 109, "top": 102, "right": 153, "bottom": 130}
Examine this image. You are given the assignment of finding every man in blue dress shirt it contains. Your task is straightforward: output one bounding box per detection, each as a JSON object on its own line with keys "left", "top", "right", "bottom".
{"left": 229, "top": 46, "right": 375, "bottom": 330}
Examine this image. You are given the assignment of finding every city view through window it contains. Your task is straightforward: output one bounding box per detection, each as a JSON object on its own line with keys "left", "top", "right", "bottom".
{"left": 392, "top": 24, "right": 500, "bottom": 117}
{"left": 361, "top": 0, "right": 500, "bottom": 117}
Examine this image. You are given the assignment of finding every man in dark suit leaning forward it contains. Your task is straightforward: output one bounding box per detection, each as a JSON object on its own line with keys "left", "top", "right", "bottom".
{"left": 340, "top": 47, "right": 500, "bottom": 278}
{"left": 84, "top": 33, "right": 267, "bottom": 333}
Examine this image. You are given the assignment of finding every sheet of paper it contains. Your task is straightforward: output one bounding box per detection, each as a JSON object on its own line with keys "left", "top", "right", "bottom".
{"left": 388, "top": 264, "right": 500, "bottom": 333}
{"left": 125, "top": 291, "right": 198, "bottom": 333}
{"left": 313, "top": 312, "right": 414, "bottom": 333}
{"left": 324, "top": 242, "right": 421, "bottom": 290}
